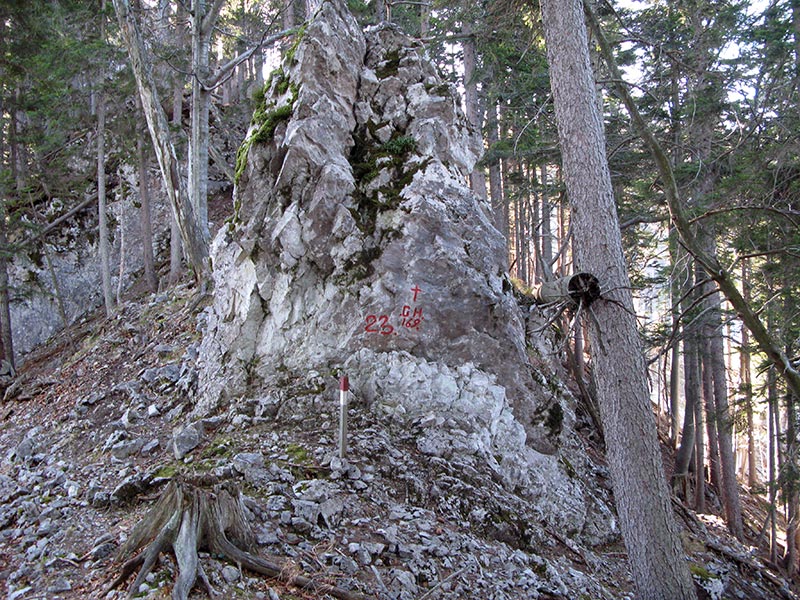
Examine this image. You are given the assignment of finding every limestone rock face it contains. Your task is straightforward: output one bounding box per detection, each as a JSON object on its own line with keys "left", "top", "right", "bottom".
{"left": 200, "top": 0, "right": 564, "bottom": 466}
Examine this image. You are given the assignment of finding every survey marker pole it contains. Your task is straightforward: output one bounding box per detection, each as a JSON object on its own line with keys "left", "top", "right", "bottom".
{"left": 338, "top": 375, "right": 349, "bottom": 458}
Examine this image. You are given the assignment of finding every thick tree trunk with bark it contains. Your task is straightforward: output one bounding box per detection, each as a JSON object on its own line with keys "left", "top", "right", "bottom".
{"left": 189, "top": 0, "right": 222, "bottom": 242}
{"left": 539, "top": 1, "right": 697, "bottom": 597}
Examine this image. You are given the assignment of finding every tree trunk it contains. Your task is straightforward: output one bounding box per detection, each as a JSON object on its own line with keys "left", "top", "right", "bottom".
{"left": 97, "top": 89, "right": 115, "bottom": 317}
{"left": 694, "top": 374, "right": 706, "bottom": 513}
{"left": 420, "top": 0, "right": 430, "bottom": 36}
{"left": 701, "top": 248, "right": 744, "bottom": 540}
{"left": 675, "top": 259, "right": 699, "bottom": 491}
{"left": 668, "top": 231, "right": 683, "bottom": 447}
{"left": 170, "top": 81, "right": 184, "bottom": 285}
{"left": 786, "top": 389, "right": 799, "bottom": 575}
{"left": 112, "top": 0, "right": 210, "bottom": 282}
{"left": 675, "top": 323, "right": 698, "bottom": 492}
{"left": 10, "top": 88, "right": 26, "bottom": 193}
{"left": 741, "top": 259, "right": 757, "bottom": 487}
{"left": 0, "top": 107, "right": 12, "bottom": 368}
{"left": 540, "top": 164, "right": 553, "bottom": 279}
{"left": 189, "top": 0, "right": 216, "bottom": 242}
{"left": 375, "top": 0, "right": 389, "bottom": 22}
{"left": 768, "top": 366, "right": 779, "bottom": 564}
{"left": 539, "top": 1, "right": 697, "bottom": 598}
{"left": 462, "top": 19, "right": 486, "bottom": 200}
{"left": 486, "top": 99, "right": 505, "bottom": 238}
{"left": 702, "top": 336, "right": 723, "bottom": 494}
{"left": 0, "top": 196, "right": 14, "bottom": 369}
{"left": 137, "top": 129, "right": 158, "bottom": 293}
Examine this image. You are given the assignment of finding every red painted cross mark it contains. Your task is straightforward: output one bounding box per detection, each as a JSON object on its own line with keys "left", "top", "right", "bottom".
{"left": 411, "top": 285, "right": 422, "bottom": 302}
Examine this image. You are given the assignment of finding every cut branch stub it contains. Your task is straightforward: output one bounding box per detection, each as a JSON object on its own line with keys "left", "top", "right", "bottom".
{"left": 531, "top": 272, "right": 601, "bottom": 307}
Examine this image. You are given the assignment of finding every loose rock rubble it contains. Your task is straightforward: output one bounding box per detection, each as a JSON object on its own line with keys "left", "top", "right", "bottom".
{"left": 0, "top": 283, "right": 794, "bottom": 600}
{"left": 1, "top": 1, "right": 797, "bottom": 599}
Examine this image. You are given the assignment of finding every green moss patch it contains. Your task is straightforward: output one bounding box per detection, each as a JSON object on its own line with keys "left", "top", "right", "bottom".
{"left": 234, "top": 76, "right": 299, "bottom": 185}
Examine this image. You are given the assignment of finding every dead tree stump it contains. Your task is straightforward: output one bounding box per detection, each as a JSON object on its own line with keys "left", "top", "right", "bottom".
{"left": 106, "top": 478, "right": 367, "bottom": 600}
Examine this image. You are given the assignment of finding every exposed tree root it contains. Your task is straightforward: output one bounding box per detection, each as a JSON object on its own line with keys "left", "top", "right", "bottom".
{"left": 106, "top": 478, "right": 368, "bottom": 600}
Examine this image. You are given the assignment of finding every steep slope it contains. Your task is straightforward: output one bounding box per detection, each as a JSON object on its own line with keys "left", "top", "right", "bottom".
{"left": 0, "top": 274, "right": 794, "bottom": 600}
{"left": 0, "top": 1, "right": 796, "bottom": 599}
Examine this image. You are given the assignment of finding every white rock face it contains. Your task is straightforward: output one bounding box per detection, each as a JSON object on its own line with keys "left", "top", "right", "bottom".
{"left": 198, "top": 0, "right": 613, "bottom": 541}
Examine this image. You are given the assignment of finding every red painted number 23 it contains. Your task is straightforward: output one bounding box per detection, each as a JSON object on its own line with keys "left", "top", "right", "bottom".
{"left": 365, "top": 315, "right": 394, "bottom": 335}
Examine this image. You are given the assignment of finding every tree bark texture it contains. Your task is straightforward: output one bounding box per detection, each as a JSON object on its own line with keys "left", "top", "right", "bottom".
{"left": 189, "top": 0, "right": 223, "bottom": 242}
{"left": 112, "top": 0, "right": 210, "bottom": 282}
{"left": 539, "top": 1, "right": 697, "bottom": 598}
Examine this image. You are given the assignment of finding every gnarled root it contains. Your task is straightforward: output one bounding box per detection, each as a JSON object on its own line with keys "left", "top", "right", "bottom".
{"left": 106, "top": 478, "right": 367, "bottom": 600}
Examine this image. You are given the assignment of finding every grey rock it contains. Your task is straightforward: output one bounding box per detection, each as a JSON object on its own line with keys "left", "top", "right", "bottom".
{"left": 47, "top": 577, "right": 72, "bottom": 593}
{"left": 111, "top": 438, "right": 144, "bottom": 460}
{"left": 7, "top": 586, "right": 32, "bottom": 600}
{"left": 111, "top": 474, "right": 149, "bottom": 504}
{"left": 140, "top": 439, "right": 160, "bottom": 455}
{"left": 221, "top": 564, "right": 240, "bottom": 584}
{"left": 172, "top": 421, "right": 205, "bottom": 459}
{"left": 233, "top": 452, "right": 265, "bottom": 472}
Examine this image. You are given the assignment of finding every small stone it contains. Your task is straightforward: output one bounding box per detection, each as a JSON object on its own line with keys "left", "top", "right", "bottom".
{"left": 47, "top": 577, "right": 72, "bottom": 593}
{"left": 111, "top": 439, "right": 144, "bottom": 460}
{"left": 140, "top": 439, "right": 160, "bottom": 455}
{"left": 221, "top": 565, "right": 240, "bottom": 583}
{"left": 147, "top": 404, "right": 161, "bottom": 417}
{"left": 233, "top": 452, "right": 265, "bottom": 472}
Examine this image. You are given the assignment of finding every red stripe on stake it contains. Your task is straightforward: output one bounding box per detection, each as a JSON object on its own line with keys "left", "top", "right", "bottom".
{"left": 339, "top": 375, "right": 349, "bottom": 392}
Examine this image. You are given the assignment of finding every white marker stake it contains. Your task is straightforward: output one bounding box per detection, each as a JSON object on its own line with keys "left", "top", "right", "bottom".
{"left": 339, "top": 375, "right": 349, "bottom": 459}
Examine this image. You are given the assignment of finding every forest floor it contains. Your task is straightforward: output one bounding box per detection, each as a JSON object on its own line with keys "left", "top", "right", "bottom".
{"left": 0, "top": 200, "right": 797, "bottom": 599}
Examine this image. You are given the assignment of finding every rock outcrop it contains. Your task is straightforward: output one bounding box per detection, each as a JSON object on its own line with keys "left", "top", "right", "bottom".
{"left": 199, "top": 0, "right": 607, "bottom": 540}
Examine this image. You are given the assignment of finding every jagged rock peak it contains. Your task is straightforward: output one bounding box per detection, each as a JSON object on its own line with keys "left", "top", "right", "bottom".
{"left": 198, "top": 0, "right": 585, "bottom": 504}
